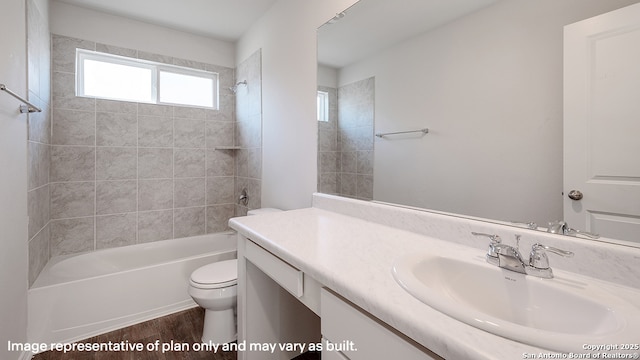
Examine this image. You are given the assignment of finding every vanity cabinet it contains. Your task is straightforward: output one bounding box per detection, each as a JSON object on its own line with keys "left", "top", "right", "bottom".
{"left": 237, "top": 234, "right": 441, "bottom": 360}
{"left": 321, "top": 289, "right": 441, "bottom": 360}
{"left": 320, "top": 343, "right": 349, "bottom": 360}
{"left": 238, "top": 236, "right": 321, "bottom": 360}
{"left": 238, "top": 235, "right": 441, "bottom": 360}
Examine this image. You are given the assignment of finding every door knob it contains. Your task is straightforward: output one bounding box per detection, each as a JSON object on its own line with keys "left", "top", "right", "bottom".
{"left": 567, "top": 190, "right": 583, "bottom": 200}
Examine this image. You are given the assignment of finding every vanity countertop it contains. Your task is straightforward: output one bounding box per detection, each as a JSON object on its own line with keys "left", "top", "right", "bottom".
{"left": 229, "top": 206, "right": 640, "bottom": 360}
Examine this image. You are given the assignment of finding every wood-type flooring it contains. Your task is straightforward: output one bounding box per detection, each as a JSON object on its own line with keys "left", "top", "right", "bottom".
{"left": 32, "top": 307, "right": 320, "bottom": 360}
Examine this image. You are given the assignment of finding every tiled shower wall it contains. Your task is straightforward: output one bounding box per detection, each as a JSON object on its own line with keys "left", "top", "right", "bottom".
{"left": 318, "top": 77, "right": 374, "bottom": 200}
{"left": 317, "top": 86, "right": 339, "bottom": 194}
{"left": 338, "top": 77, "right": 374, "bottom": 200}
{"left": 234, "top": 50, "right": 262, "bottom": 215}
{"left": 47, "top": 34, "right": 238, "bottom": 259}
{"left": 27, "top": 0, "right": 52, "bottom": 286}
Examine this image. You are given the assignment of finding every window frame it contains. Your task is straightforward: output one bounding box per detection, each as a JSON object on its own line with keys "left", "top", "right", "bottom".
{"left": 76, "top": 49, "right": 218, "bottom": 109}
{"left": 317, "top": 90, "right": 329, "bottom": 122}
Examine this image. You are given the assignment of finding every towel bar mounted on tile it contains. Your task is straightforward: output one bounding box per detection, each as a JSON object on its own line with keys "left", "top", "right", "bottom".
{"left": 375, "top": 128, "right": 429, "bottom": 138}
{"left": 0, "top": 83, "right": 42, "bottom": 113}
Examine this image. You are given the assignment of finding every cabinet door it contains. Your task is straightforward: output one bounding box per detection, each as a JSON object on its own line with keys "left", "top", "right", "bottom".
{"left": 321, "top": 289, "right": 441, "bottom": 360}
{"left": 322, "top": 339, "right": 350, "bottom": 360}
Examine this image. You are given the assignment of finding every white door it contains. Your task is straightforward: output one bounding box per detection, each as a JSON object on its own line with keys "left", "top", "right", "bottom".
{"left": 564, "top": 2, "right": 640, "bottom": 243}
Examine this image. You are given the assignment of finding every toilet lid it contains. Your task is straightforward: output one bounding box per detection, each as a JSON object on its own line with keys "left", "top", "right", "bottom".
{"left": 190, "top": 259, "right": 237, "bottom": 288}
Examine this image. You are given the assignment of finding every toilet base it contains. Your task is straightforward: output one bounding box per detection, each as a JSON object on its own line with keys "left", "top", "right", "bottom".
{"left": 201, "top": 308, "right": 236, "bottom": 344}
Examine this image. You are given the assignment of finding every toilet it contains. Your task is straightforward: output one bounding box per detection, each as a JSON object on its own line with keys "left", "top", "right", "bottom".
{"left": 188, "top": 208, "right": 281, "bottom": 343}
{"left": 188, "top": 259, "right": 237, "bottom": 343}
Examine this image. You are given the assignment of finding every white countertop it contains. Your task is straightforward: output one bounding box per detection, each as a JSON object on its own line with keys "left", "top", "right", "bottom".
{"left": 229, "top": 206, "right": 640, "bottom": 360}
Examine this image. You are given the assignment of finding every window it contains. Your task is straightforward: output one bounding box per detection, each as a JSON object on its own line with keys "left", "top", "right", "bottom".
{"left": 159, "top": 70, "right": 214, "bottom": 108}
{"left": 317, "top": 91, "right": 329, "bottom": 122}
{"left": 80, "top": 54, "right": 155, "bottom": 103}
{"left": 76, "top": 49, "right": 218, "bottom": 109}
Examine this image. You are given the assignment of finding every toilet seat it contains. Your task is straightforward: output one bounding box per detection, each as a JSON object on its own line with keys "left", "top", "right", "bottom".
{"left": 190, "top": 259, "right": 237, "bottom": 289}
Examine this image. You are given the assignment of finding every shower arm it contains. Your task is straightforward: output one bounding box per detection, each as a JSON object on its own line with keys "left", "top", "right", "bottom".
{"left": 229, "top": 80, "right": 247, "bottom": 94}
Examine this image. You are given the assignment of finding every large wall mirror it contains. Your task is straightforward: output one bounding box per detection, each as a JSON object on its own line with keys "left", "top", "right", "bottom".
{"left": 317, "top": 0, "right": 640, "bottom": 247}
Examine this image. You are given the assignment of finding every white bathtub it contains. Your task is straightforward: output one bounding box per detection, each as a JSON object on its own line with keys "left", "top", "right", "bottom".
{"left": 28, "top": 232, "right": 237, "bottom": 346}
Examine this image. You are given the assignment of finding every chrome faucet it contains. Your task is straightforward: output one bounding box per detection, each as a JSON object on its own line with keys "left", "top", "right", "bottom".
{"left": 494, "top": 235, "right": 528, "bottom": 274}
{"left": 547, "top": 220, "right": 600, "bottom": 239}
{"left": 472, "top": 232, "right": 527, "bottom": 274}
{"left": 471, "top": 232, "right": 501, "bottom": 266}
{"left": 472, "top": 232, "right": 574, "bottom": 279}
{"left": 527, "top": 243, "right": 575, "bottom": 278}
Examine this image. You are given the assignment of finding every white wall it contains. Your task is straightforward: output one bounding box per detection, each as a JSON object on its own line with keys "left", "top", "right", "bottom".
{"left": 338, "top": 0, "right": 640, "bottom": 227}
{"left": 237, "top": 0, "right": 358, "bottom": 210}
{"left": 50, "top": 0, "right": 235, "bottom": 67}
{"left": 317, "top": 65, "right": 338, "bottom": 88}
{"left": 0, "top": 0, "right": 29, "bottom": 358}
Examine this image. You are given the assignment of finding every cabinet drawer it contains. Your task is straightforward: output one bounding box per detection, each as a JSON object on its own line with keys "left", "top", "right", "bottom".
{"left": 322, "top": 338, "right": 349, "bottom": 360}
{"left": 321, "top": 289, "right": 440, "bottom": 360}
{"left": 245, "top": 240, "right": 303, "bottom": 297}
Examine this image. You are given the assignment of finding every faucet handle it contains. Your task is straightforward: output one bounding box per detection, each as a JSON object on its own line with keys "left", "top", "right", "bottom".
{"left": 471, "top": 232, "right": 524, "bottom": 249}
{"left": 547, "top": 221, "right": 600, "bottom": 239}
{"left": 471, "top": 232, "right": 501, "bottom": 243}
{"left": 529, "top": 243, "right": 574, "bottom": 270}
{"left": 472, "top": 232, "right": 501, "bottom": 259}
{"left": 563, "top": 227, "right": 600, "bottom": 239}
{"left": 511, "top": 220, "right": 538, "bottom": 230}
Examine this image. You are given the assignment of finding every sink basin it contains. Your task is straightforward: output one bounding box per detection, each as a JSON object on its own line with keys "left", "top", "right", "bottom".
{"left": 392, "top": 252, "right": 640, "bottom": 352}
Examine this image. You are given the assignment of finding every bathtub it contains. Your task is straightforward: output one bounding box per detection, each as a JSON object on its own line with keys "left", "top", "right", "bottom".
{"left": 28, "top": 232, "right": 237, "bottom": 346}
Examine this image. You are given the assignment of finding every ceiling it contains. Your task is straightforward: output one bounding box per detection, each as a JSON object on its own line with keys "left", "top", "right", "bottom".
{"left": 55, "top": 0, "right": 500, "bottom": 63}
{"left": 317, "top": 0, "right": 500, "bottom": 68}
{"left": 55, "top": 0, "right": 278, "bottom": 41}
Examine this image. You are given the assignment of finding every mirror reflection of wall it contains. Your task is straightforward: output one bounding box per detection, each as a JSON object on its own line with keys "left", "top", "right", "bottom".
{"left": 317, "top": 0, "right": 640, "bottom": 241}
{"left": 318, "top": 67, "right": 374, "bottom": 200}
